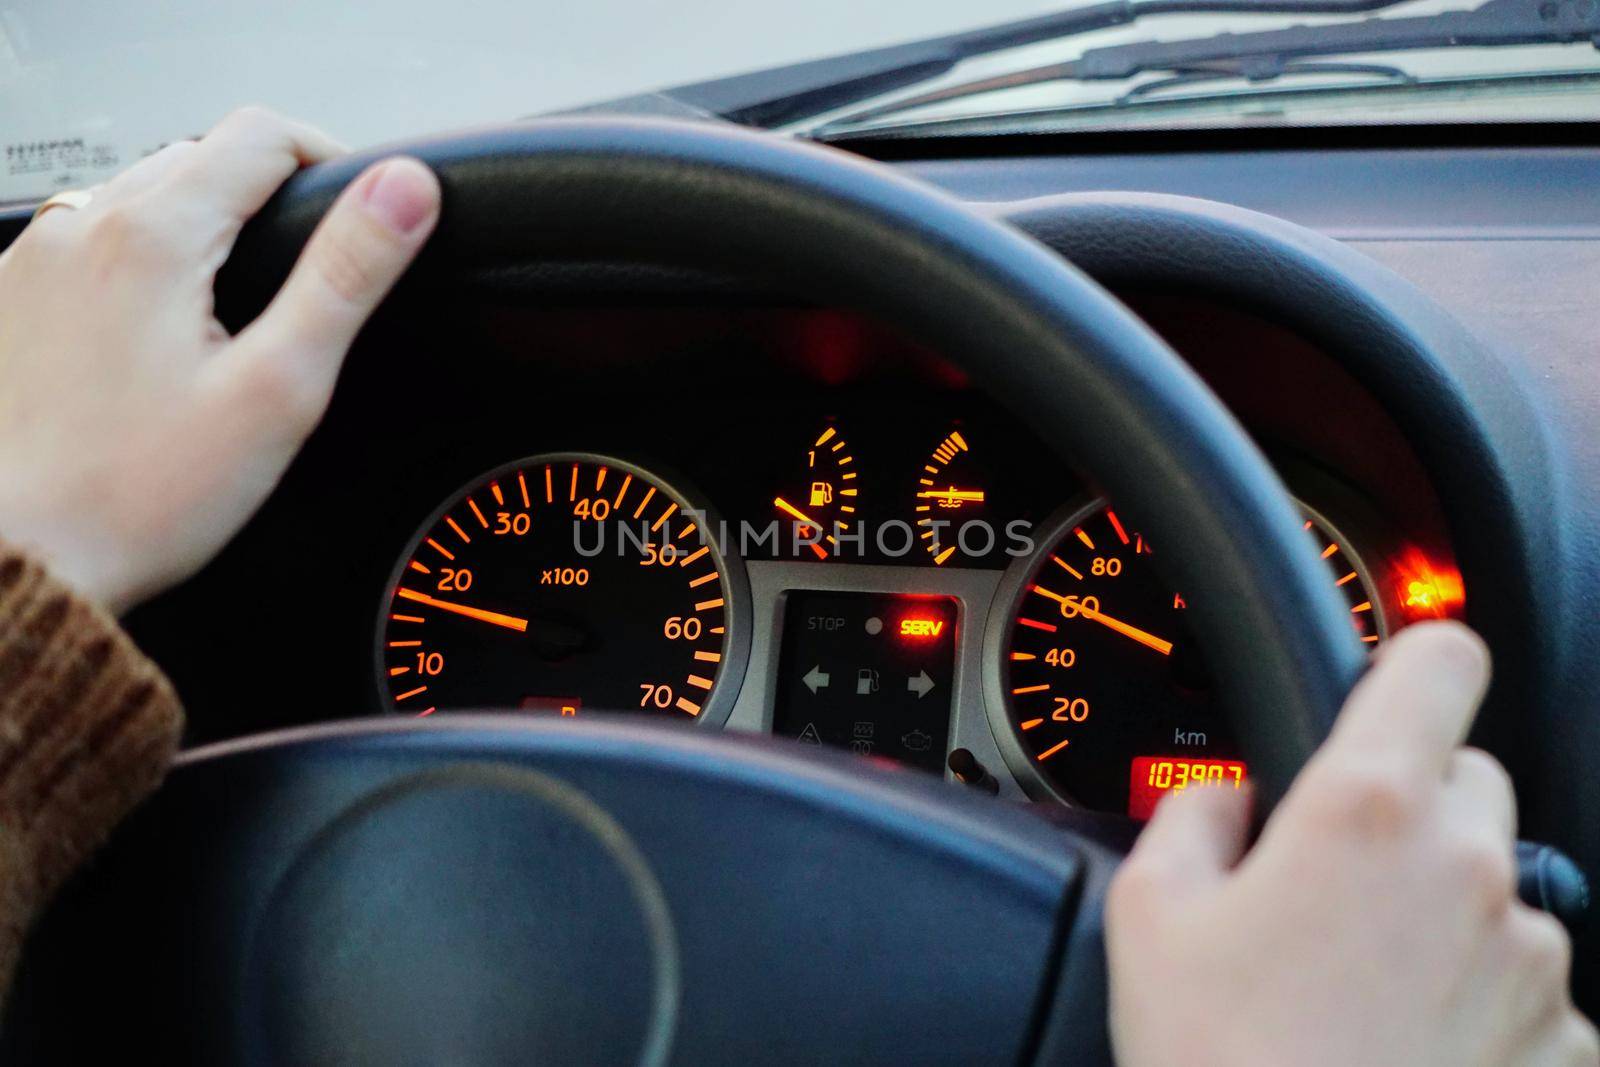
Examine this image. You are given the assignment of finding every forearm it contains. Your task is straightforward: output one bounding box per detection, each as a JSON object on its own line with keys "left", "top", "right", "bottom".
{"left": 0, "top": 107, "right": 431, "bottom": 1011}
{"left": 0, "top": 542, "right": 182, "bottom": 995}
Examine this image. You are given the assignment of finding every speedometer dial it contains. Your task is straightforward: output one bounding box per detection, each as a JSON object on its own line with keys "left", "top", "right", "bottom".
{"left": 376, "top": 454, "right": 747, "bottom": 724}
{"left": 987, "top": 498, "right": 1384, "bottom": 816}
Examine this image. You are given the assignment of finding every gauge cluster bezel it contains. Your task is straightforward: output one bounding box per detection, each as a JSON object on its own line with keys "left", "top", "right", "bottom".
{"left": 134, "top": 302, "right": 1467, "bottom": 798}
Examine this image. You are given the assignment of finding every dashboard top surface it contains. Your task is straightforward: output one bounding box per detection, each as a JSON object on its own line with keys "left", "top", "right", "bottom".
{"left": 895, "top": 143, "right": 1600, "bottom": 239}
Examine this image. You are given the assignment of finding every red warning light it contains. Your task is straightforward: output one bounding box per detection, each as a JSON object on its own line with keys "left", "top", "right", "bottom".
{"left": 1391, "top": 549, "right": 1465, "bottom": 621}
{"left": 899, "top": 617, "right": 946, "bottom": 639}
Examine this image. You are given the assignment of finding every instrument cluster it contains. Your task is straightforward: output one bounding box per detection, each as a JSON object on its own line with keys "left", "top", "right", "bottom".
{"left": 135, "top": 302, "right": 1466, "bottom": 823}
{"left": 373, "top": 404, "right": 1463, "bottom": 820}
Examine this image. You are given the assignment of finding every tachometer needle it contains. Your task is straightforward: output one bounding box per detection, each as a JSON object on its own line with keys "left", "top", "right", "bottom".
{"left": 395, "top": 587, "right": 529, "bottom": 632}
{"left": 1078, "top": 604, "right": 1173, "bottom": 656}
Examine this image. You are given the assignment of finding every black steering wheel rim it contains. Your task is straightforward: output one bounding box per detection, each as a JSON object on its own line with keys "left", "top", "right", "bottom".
{"left": 227, "top": 116, "right": 1366, "bottom": 805}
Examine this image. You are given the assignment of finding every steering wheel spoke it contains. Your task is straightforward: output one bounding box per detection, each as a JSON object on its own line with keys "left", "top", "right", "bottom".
{"left": 8, "top": 717, "right": 1116, "bottom": 1064}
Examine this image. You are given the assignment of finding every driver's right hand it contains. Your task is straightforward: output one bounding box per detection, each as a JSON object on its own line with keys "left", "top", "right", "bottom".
{"left": 1107, "top": 621, "right": 1598, "bottom": 1067}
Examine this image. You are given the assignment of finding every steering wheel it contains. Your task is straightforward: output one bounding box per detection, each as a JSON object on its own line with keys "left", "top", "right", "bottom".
{"left": 3, "top": 119, "right": 1367, "bottom": 1065}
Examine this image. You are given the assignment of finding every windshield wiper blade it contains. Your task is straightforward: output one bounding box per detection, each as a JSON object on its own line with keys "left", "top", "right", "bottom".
{"left": 1115, "top": 59, "right": 1415, "bottom": 104}
{"left": 816, "top": 0, "right": 1600, "bottom": 131}
{"left": 649, "top": 0, "right": 1412, "bottom": 128}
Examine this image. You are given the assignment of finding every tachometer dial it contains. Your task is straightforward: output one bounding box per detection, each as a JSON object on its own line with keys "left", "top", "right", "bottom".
{"left": 914, "top": 427, "right": 987, "bottom": 566}
{"left": 376, "top": 454, "right": 747, "bottom": 724}
{"left": 772, "top": 423, "right": 859, "bottom": 561}
{"left": 988, "top": 498, "right": 1384, "bottom": 815}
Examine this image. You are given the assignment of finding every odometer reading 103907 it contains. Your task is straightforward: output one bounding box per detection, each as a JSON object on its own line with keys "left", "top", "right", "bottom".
{"left": 376, "top": 454, "right": 739, "bottom": 721}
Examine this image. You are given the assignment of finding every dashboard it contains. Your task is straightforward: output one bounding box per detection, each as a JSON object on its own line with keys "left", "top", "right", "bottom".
{"left": 130, "top": 296, "right": 1465, "bottom": 821}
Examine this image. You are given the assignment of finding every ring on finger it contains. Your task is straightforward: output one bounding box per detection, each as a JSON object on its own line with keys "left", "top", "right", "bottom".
{"left": 30, "top": 188, "right": 95, "bottom": 221}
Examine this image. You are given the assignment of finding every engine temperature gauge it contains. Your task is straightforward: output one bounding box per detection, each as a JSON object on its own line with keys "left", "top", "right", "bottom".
{"left": 772, "top": 424, "right": 859, "bottom": 561}
{"left": 914, "top": 428, "right": 987, "bottom": 565}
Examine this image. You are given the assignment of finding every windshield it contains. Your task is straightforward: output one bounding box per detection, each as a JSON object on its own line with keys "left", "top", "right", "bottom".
{"left": 803, "top": 0, "right": 1600, "bottom": 139}
{"left": 4, "top": 0, "right": 1598, "bottom": 202}
{"left": 2, "top": 1, "right": 1049, "bottom": 203}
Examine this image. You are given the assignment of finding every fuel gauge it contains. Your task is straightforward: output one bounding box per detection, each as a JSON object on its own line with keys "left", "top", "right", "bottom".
{"left": 772, "top": 424, "right": 859, "bottom": 561}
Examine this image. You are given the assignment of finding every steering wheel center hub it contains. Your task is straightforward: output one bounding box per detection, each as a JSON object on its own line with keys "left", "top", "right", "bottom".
{"left": 249, "top": 764, "right": 678, "bottom": 1066}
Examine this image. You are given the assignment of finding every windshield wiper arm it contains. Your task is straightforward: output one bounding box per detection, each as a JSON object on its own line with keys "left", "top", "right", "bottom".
{"left": 650, "top": 0, "right": 1413, "bottom": 128}
{"left": 817, "top": 0, "right": 1600, "bottom": 131}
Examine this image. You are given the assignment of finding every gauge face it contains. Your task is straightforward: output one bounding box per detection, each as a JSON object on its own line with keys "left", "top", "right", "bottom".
{"left": 376, "top": 454, "right": 744, "bottom": 722}
{"left": 772, "top": 424, "right": 859, "bottom": 560}
{"left": 914, "top": 427, "right": 987, "bottom": 566}
{"left": 993, "top": 499, "right": 1383, "bottom": 816}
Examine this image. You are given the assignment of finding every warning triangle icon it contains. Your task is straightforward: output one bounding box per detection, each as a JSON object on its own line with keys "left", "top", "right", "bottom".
{"left": 797, "top": 723, "right": 823, "bottom": 746}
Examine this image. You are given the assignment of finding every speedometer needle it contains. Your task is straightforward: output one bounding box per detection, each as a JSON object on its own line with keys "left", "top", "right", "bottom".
{"left": 396, "top": 587, "right": 529, "bottom": 632}
{"left": 1078, "top": 605, "right": 1173, "bottom": 656}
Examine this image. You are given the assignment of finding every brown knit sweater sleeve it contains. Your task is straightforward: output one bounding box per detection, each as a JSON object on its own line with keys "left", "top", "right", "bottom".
{"left": 0, "top": 544, "right": 183, "bottom": 995}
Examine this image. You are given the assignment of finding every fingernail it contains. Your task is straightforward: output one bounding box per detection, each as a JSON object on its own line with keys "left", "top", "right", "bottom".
{"left": 360, "top": 158, "right": 437, "bottom": 235}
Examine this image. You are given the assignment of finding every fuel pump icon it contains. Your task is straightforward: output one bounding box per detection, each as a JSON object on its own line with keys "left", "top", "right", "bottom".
{"left": 809, "top": 481, "right": 833, "bottom": 507}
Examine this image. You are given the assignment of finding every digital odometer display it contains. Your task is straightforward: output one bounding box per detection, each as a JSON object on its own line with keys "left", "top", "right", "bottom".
{"left": 376, "top": 454, "right": 738, "bottom": 720}
{"left": 1128, "top": 756, "right": 1248, "bottom": 820}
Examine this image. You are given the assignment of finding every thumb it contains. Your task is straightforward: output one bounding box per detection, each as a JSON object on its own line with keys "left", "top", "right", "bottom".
{"left": 1123, "top": 780, "right": 1255, "bottom": 893}
{"left": 224, "top": 156, "right": 440, "bottom": 435}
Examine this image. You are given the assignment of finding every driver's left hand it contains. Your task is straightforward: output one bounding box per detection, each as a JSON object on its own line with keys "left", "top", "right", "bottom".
{"left": 0, "top": 107, "right": 440, "bottom": 613}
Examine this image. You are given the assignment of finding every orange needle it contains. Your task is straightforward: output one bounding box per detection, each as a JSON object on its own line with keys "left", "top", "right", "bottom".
{"left": 1078, "top": 605, "right": 1173, "bottom": 656}
{"left": 774, "top": 496, "right": 823, "bottom": 529}
{"left": 916, "top": 488, "right": 986, "bottom": 503}
{"left": 395, "top": 587, "right": 528, "bottom": 632}
{"left": 774, "top": 496, "right": 838, "bottom": 551}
